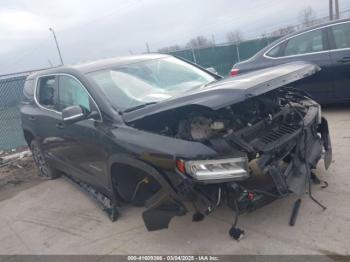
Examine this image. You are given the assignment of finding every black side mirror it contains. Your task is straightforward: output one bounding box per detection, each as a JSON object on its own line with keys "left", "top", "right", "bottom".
{"left": 62, "top": 105, "right": 87, "bottom": 123}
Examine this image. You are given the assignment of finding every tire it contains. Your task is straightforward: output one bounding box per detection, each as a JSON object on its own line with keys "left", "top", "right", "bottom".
{"left": 30, "top": 140, "right": 61, "bottom": 179}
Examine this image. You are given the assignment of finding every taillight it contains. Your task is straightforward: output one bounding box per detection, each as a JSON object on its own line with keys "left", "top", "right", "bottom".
{"left": 230, "top": 68, "right": 239, "bottom": 77}
{"left": 176, "top": 159, "right": 186, "bottom": 174}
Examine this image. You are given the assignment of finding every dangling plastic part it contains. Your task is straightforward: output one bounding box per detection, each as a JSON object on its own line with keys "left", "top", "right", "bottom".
{"left": 307, "top": 168, "right": 327, "bottom": 210}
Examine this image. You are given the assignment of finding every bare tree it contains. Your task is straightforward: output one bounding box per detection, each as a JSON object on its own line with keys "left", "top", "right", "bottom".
{"left": 158, "top": 45, "right": 181, "bottom": 53}
{"left": 299, "top": 6, "right": 316, "bottom": 28}
{"left": 185, "top": 36, "right": 213, "bottom": 49}
{"left": 226, "top": 30, "right": 244, "bottom": 44}
{"left": 260, "top": 32, "right": 269, "bottom": 39}
{"left": 270, "top": 25, "right": 296, "bottom": 37}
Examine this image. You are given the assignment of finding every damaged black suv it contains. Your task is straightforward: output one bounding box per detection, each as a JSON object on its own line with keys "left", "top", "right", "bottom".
{"left": 20, "top": 54, "right": 332, "bottom": 239}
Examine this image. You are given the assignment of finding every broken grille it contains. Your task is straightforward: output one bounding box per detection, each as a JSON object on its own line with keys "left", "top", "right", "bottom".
{"left": 261, "top": 124, "right": 298, "bottom": 144}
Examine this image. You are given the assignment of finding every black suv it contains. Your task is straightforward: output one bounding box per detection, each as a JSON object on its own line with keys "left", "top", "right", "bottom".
{"left": 20, "top": 54, "right": 332, "bottom": 239}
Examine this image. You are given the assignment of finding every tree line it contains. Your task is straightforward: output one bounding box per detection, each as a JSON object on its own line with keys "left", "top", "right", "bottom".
{"left": 158, "top": 6, "right": 322, "bottom": 53}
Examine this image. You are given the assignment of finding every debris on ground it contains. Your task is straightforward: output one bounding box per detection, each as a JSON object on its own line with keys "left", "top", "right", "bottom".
{"left": 0, "top": 149, "right": 43, "bottom": 201}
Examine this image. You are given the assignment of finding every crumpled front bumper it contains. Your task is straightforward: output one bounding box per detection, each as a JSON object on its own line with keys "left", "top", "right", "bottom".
{"left": 142, "top": 115, "right": 332, "bottom": 232}
{"left": 285, "top": 117, "right": 332, "bottom": 195}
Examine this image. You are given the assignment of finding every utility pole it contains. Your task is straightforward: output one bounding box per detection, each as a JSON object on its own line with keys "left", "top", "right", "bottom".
{"left": 145, "top": 42, "right": 150, "bottom": 53}
{"left": 329, "top": 0, "right": 334, "bottom": 20}
{"left": 49, "top": 28, "right": 64, "bottom": 65}
{"left": 335, "top": 0, "right": 340, "bottom": 19}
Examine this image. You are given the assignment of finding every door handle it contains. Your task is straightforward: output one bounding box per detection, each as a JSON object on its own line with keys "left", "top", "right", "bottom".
{"left": 56, "top": 122, "right": 65, "bottom": 129}
{"left": 337, "top": 57, "right": 350, "bottom": 63}
{"left": 28, "top": 116, "right": 36, "bottom": 121}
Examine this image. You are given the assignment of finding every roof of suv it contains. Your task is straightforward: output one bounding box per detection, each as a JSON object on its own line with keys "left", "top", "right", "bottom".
{"left": 71, "top": 53, "right": 168, "bottom": 73}
{"left": 28, "top": 53, "right": 169, "bottom": 79}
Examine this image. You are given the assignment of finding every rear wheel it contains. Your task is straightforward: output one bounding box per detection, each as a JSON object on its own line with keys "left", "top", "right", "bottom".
{"left": 30, "top": 140, "right": 61, "bottom": 179}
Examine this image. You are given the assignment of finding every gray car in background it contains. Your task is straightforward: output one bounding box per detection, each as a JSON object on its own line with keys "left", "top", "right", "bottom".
{"left": 230, "top": 18, "right": 350, "bottom": 104}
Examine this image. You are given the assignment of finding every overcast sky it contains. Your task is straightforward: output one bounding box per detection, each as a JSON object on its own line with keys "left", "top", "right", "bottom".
{"left": 1, "top": 0, "right": 350, "bottom": 75}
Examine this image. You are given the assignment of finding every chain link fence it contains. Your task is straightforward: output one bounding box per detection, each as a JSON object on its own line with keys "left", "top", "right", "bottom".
{"left": 168, "top": 36, "right": 280, "bottom": 76}
{"left": 0, "top": 75, "right": 28, "bottom": 151}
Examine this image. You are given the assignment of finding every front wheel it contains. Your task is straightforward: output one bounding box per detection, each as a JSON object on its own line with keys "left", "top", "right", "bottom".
{"left": 30, "top": 140, "right": 61, "bottom": 179}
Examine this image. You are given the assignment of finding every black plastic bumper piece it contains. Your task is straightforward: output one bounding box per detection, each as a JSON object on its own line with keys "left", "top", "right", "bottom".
{"left": 142, "top": 189, "right": 187, "bottom": 231}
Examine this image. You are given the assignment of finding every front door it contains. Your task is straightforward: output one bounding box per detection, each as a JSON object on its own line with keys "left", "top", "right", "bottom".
{"left": 55, "top": 74, "right": 108, "bottom": 189}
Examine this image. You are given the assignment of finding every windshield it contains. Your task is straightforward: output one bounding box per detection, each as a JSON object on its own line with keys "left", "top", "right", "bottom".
{"left": 87, "top": 56, "right": 216, "bottom": 111}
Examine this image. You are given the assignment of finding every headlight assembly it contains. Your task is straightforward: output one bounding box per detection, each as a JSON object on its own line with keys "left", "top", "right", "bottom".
{"left": 177, "top": 157, "right": 249, "bottom": 182}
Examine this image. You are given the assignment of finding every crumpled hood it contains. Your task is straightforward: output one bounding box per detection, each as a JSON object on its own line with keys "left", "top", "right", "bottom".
{"left": 122, "top": 61, "right": 320, "bottom": 122}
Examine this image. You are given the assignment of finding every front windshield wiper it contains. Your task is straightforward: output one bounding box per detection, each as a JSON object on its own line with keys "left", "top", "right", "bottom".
{"left": 122, "top": 102, "right": 158, "bottom": 113}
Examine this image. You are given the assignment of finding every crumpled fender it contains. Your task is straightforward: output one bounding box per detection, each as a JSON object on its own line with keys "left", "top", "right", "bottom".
{"left": 107, "top": 154, "right": 187, "bottom": 231}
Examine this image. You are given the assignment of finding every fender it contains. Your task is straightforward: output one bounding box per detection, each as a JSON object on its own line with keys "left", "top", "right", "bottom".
{"left": 107, "top": 154, "right": 177, "bottom": 194}
{"left": 107, "top": 153, "right": 187, "bottom": 230}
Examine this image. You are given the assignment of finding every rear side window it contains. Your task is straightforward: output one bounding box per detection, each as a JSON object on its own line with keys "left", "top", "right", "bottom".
{"left": 58, "top": 75, "right": 91, "bottom": 112}
{"left": 331, "top": 22, "right": 350, "bottom": 49}
{"left": 284, "top": 29, "right": 324, "bottom": 56}
{"left": 36, "top": 76, "right": 59, "bottom": 110}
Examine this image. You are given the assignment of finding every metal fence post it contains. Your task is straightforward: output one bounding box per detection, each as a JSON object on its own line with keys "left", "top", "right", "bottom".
{"left": 236, "top": 44, "right": 241, "bottom": 62}
{"left": 191, "top": 48, "right": 197, "bottom": 64}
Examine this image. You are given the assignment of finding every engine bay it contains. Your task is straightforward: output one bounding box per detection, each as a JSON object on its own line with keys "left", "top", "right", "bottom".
{"left": 129, "top": 89, "right": 309, "bottom": 157}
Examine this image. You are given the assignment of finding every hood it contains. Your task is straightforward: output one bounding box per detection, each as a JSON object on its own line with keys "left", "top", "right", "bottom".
{"left": 122, "top": 61, "right": 320, "bottom": 123}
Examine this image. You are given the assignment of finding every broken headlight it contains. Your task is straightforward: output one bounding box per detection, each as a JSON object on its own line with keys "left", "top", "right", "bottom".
{"left": 181, "top": 157, "right": 249, "bottom": 181}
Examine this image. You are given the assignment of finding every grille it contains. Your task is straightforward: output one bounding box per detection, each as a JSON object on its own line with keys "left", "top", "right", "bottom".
{"left": 261, "top": 124, "right": 298, "bottom": 144}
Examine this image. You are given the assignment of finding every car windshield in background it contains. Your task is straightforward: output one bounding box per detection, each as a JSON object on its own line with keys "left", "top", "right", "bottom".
{"left": 87, "top": 57, "right": 216, "bottom": 111}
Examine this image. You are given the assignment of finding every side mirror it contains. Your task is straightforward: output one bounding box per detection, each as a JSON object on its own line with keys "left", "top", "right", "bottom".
{"left": 62, "top": 105, "right": 87, "bottom": 123}
{"left": 206, "top": 67, "right": 218, "bottom": 75}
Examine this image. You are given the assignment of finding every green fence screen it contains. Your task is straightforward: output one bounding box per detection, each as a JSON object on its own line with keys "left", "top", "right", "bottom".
{"left": 169, "top": 36, "right": 279, "bottom": 76}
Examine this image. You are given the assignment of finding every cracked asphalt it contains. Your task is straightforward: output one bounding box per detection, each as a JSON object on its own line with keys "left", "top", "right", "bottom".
{"left": 0, "top": 105, "right": 349, "bottom": 255}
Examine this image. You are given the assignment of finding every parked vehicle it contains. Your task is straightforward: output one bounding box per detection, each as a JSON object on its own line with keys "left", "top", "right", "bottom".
{"left": 230, "top": 18, "right": 350, "bottom": 104}
{"left": 20, "top": 54, "right": 332, "bottom": 239}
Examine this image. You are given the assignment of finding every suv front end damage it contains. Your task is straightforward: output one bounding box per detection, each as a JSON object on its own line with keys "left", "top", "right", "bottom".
{"left": 122, "top": 64, "right": 332, "bottom": 238}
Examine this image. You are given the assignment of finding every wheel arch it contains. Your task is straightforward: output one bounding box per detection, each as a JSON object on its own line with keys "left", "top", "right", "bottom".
{"left": 23, "top": 129, "right": 35, "bottom": 147}
{"left": 107, "top": 154, "right": 177, "bottom": 198}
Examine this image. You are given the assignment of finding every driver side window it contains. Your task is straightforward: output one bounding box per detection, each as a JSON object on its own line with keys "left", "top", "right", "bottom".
{"left": 58, "top": 75, "right": 91, "bottom": 112}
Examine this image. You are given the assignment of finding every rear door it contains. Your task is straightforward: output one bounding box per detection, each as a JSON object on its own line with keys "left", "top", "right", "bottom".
{"left": 327, "top": 21, "right": 350, "bottom": 102}
{"left": 34, "top": 75, "right": 64, "bottom": 161}
{"left": 264, "top": 28, "right": 334, "bottom": 103}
